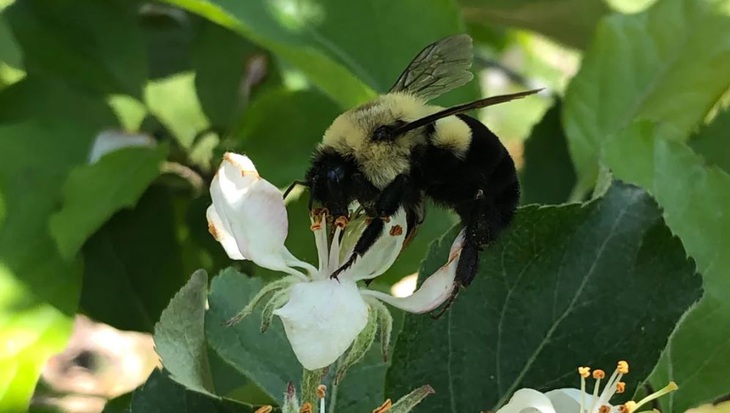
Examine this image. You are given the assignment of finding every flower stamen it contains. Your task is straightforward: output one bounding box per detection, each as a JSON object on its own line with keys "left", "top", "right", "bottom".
{"left": 629, "top": 382, "right": 678, "bottom": 413}
{"left": 599, "top": 405, "right": 611, "bottom": 413}
{"left": 317, "top": 384, "right": 327, "bottom": 413}
{"left": 300, "top": 402, "right": 313, "bottom": 413}
{"left": 254, "top": 406, "right": 273, "bottom": 413}
{"left": 616, "top": 382, "right": 626, "bottom": 394}
{"left": 579, "top": 367, "right": 590, "bottom": 413}
{"left": 590, "top": 369, "right": 605, "bottom": 413}
{"left": 335, "top": 216, "right": 349, "bottom": 228}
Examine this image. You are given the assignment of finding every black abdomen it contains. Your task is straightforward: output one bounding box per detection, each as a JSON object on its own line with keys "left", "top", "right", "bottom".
{"left": 414, "top": 114, "right": 519, "bottom": 243}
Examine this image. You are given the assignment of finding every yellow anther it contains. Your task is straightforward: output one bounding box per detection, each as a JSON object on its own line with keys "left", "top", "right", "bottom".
{"left": 623, "top": 401, "right": 638, "bottom": 413}
{"left": 300, "top": 402, "right": 313, "bottom": 413}
{"left": 372, "top": 398, "right": 393, "bottom": 413}
{"left": 390, "top": 225, "right": 403, "bottom": 236}
{"left": 618, "top": 360, "right": 629, "bottom": 374}
{"left": 593, "top": 369, "right": 606, "bottom": 379}
{"left": 616, "top": 381, "right": 626, "bottom": 394}
{"left": 310, "top": 223, "right": 322, "bottom": 231}
{"left": 599, "top": 405, "right": 611, "bottom": 413}
{"left": 254, "top": 406, "right": 273, "bottom": 413}
{"left": 578, "top": 366, "right": 591, "bottom": 378}
{"left": 316, "top": 384, "right": 327, "bottom": 399}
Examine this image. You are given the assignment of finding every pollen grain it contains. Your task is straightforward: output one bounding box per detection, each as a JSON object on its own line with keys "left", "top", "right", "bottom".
{"left": 618, "top": 361, "right": 629, "bottom": 374}
{"left": 316, "top": 384, "right": 327, "bottom": 399}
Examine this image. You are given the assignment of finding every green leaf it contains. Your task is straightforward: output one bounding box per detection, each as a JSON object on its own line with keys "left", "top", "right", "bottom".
{"left": 154, "top": 270, "right": 215, "bottom": 396}
{"left": 690, "top": 107, "right": 730, "bottom": 173}
{"left": 520, "top": 101, "right": 576, "bottom": 205}
{"left": 163, "top": 0, "right": 479, "bottom": 107}
{"left": 563, "top": 0, "right": 730, "bottom": 198}
{"left": 459, "top": 0, "right": 610, "bottom": 49}
{"left": 233, "top": 88, "right": 340, "bottom": 188}
{"left": 145, "top": 72, "right": 210, "bottom": 148}
{"left": 0, "top": 119, "right": 96, "bottom": 410}
{"left": 205, "top": 268, "right": 300, "bottom": 403}
{"left": 80, "top": 186, "right": 188, "bottom": 333}
{"left": 0, "top": 11, "right": 21, "bottom": 69}
{"left": 130, "top": 369, "right": 258, "bottom": 413}
{"left": 5, "top": 0, "right": 147, "bottom": 97}
{"left": 603, "top": 123, "right": 730, "bottom": 413}
{"left": 49, "top": 144, "right": 168, "bottom": 260}
{"left": 0, "top": 273, "right": 74, "bottom": 412}
{"left": 386, "top": 182, "right": 701, "bottom": 412}
{"left": 192, "top": 19, "right": 265, "bottom": 132}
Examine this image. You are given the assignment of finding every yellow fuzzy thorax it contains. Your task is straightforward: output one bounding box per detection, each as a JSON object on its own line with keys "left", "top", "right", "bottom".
{"left": 321, "top": 92, "right": 471, "bottom": 189}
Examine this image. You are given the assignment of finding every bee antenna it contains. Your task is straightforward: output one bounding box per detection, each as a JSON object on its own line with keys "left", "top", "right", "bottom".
{"left": 392, "top": 88, "right": 543, "bottom": 136}
{"left": 283, "top": 179, "right": 309, "bottom": 199}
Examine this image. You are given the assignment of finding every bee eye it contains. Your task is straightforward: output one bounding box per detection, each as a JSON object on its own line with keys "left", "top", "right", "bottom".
{"left": 372, "top": 125, "right": 393, "bottom": 142}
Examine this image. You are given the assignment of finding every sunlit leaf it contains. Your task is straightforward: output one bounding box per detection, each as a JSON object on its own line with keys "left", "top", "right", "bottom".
{"left": 563, "top": 0, "right": 730, "bottom": 197}
{"left": 604, "top": 122, "right": 730, "bottom": 413}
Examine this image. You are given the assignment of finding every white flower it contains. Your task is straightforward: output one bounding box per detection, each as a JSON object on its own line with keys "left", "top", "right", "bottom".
{"left": 497, "top": 361, "right": 678, "bottom": 413}
{"left": 207, "top": 153, "right": 463, "bottom": 370}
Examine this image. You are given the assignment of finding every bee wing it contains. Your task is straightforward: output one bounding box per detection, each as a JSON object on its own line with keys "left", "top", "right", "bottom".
{"left": 388, "top": 34, "right": 474, "bottom": 101}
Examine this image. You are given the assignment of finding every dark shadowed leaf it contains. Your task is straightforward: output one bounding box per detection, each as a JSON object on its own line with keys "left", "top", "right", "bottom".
{"left": 563, "top": 0, "right": 730, "bottom": 197}
{"left": 49, "top": 145, "right": 168, "bottom": 260}
{"left": 459, "top": 0, "right": 609, "bottom": 49}
{"left": 154, "top": 270, "right": 215, "bottom": 396}
{"left": 5, "top": 0, "right": 147, "bottom": 97}
{"left": 80, "top": 186, "right": 188, "bottom": 333}
{"left": 604, "top": 123, "right": 730, "bottom": 413}
{"left": 130, "top": 369, "right": 258, "bottom": 413}
{"left": 386, "top": 182, "right": 701, "bottom": 412}
{"left": 520, "top": 101, "right": 576, "bottom": 205}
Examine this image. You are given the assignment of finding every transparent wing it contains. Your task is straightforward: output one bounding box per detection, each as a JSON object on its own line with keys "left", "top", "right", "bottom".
{"left": 388, "top": 34, "right": 474, "bottom": 101}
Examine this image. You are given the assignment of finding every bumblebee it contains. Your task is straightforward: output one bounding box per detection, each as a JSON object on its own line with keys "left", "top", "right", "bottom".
{"left": 286, "top": 34, "right": 539, "bottom": 291}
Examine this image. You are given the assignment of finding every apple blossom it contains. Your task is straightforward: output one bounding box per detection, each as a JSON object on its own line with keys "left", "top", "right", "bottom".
{"left": 207, "top": 152, "right": 463, "bottom": 371}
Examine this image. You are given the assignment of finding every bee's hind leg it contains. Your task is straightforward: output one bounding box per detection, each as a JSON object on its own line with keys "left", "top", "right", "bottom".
{"left": 454, "top": 189, "right": 497, "bottom": 287}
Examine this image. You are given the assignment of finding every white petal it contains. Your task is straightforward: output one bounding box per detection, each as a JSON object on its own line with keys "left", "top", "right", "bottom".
{"left": 496, "top": 388, "right": 556, "bottom": 413}
{"left": 209, "top": 153, "right": 313, "bottom": 276}
{"left": 88, "top": 130, "right": 155, "bottom": 164}
{"left": 273, "top": 279, "right": 369, "bottom": 370}
{"left": 359, "top": 229, "right": 464, "bottom": 313}
{"left": 206, "top": 205, "right": 244, "bottom": 260}
{"left": 343, "top": 208, "right": 408, "bottom": 281}
{"left": 545, "top": 388, "right": 600, "bottom": 413}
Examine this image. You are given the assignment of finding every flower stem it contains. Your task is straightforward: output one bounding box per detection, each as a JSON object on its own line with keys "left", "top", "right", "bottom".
{"left": 328, "top": 360, "right": 341, "bottom": 413}
{"left": 301, "top": 368, "right": 323, "bottom": 412}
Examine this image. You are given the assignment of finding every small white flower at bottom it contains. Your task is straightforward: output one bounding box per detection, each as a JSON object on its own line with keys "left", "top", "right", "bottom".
{"left": 496, "top": 361, "right": 678, "bottom": 413}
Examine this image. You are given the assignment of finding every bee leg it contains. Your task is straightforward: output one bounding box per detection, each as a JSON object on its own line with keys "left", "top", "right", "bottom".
{"left": 455, "top": 189, "right": 492, "bottom": 287}
{"left": 330, "top": 218, "right": 385, "bottom": 279}
{"left": 330, "top": 174, "right": 411, "bottom": 279}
